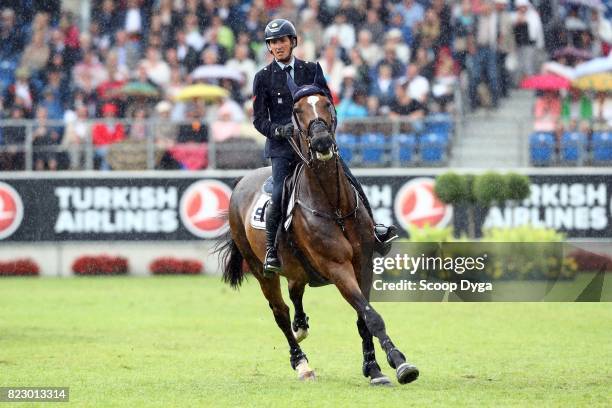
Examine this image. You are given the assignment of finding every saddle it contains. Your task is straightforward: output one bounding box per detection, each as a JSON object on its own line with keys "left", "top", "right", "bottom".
{"left": 249, "top": 165, "right": 302, "bottom": 231}
{"left": 249, "top": 164, "right": 330, "bottom": 287}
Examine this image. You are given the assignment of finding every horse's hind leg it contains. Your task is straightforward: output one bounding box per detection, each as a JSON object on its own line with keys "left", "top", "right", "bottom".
{"left": 288, "top": 280, "right": 309, "bottom": 343}
{"left": 332, "top": 269, "right": 419, "bottom": 385}
{"left": 257, "top": 275, "right": 315, "bottom": 381}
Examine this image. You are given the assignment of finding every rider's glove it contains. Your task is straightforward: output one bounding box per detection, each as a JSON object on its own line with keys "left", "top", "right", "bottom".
{"left": 273, "top": 123, "right": 294, "bottom": 140}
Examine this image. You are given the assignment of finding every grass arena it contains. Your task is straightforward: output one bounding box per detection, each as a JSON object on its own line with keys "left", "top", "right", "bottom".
{"left": 1, "top": 276, "right": 610, "bottom": 406}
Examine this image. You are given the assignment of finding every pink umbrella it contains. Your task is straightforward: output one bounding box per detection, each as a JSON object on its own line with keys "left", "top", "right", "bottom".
{"left": 520, "top": 74, "right": 572, "bottom": 91}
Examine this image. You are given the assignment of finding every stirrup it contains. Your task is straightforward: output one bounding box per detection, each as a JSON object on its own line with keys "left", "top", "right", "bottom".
{"left": 374, "top": 225, "right": 398, "bottom": 256}
{"left": 263, "top": 248, "right": 282, "bottom": 278}
{"left": 374, "top": 224, "right": 399, "bottom": 244}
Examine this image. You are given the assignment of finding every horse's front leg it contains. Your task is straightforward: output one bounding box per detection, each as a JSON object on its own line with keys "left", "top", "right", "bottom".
{"left": 256, "top": 275, "right": 315, "bottom": 380}
{"left": 288, "top": 280, "right": 309, "bottom": 343}
{"left": 330, "top": 264, "right": 419, "bottom": 385}
{"left": 357, "top": 316, "right": 391, "bottom": 386}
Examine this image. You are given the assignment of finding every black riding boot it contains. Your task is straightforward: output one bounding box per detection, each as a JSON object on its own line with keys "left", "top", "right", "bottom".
{"left": 357, "top": 188, "right": 399, "bottom": 256}
{"left": 263, "top": 202, "right": 282, "bottom": 277}
{"left": 343, "top": 166, "right": 399, "bottom": 256}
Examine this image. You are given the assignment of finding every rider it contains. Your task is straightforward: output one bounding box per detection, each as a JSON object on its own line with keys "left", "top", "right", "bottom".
{"left": 253, "top": 18, "right": 398, "bottom": 276}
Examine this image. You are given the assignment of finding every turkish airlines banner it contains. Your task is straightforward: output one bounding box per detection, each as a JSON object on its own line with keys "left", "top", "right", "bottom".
{"left": 0, "top": 173, "right": 610, "bottom": 241}
{"left": 0, "top": 178, "right": 233, "bottom": 241}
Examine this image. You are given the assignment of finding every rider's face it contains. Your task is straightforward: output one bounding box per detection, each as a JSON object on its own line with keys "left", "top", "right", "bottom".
{"left": 268, "top": 36, "right": 292, "bottom": 62}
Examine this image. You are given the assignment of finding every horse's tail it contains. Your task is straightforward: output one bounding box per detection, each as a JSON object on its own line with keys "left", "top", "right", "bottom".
{"left": 214, "top": 176, "right": 247, "bottom": 289}
{"left": 215, "top": 229, "right": 245, "bottom": 289}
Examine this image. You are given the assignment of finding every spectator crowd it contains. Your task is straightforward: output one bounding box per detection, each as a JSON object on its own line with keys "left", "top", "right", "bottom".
{"left": 0, "top": 0, "right": 610, "bottom": 170}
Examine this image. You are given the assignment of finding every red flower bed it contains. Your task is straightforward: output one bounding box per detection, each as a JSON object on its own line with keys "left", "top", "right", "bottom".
{"left": 0, "top": 259, "right": 40, "bottom": 276}
{"left": 568, "top": 249, "right": 612, "bottom": 273}
{"left": 149, "top": 257, "right": 203, "bottom": 275}
{"left": 72, "top": 255, "right": 129, "bottom": 276}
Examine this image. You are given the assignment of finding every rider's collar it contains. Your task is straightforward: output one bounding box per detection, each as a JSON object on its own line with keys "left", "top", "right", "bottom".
{"left": 275, "top": 57, "right": 295, "bottom": 75}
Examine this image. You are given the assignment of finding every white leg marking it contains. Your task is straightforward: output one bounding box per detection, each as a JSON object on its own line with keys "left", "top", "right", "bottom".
{"left": 296, "top": 358, "right": 316, "bottom": 381}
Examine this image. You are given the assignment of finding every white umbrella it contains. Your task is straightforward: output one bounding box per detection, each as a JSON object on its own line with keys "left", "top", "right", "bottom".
{"left": 190, "top": 65, "right": 244, "bottom": 83}
{"left": 562, "top": 0, "right": 605, "bottom": 11}
{"left": 542, "top": 61, "right": 576, "bottom": 80}
{"left": 574, "top": 56, "right": 612, "bottom": 78}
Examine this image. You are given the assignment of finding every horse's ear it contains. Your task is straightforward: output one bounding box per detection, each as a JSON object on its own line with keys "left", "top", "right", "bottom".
{"left": 286, "top": 71, "right": 298, "bottom": 99}
{"left": 313, "top": 62, "right": 322, "bottom": 86}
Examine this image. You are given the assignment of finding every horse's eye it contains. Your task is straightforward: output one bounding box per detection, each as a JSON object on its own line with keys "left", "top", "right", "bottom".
{"left": 294, "top": 108, "right": 302, "bottom": 114}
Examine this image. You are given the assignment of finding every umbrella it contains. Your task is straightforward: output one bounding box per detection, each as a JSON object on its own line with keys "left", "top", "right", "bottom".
{"left": 113, "top": 81, "right": 160, "bottom": 98}
{"left": 174, "top": 84, "right": 229, "bottom": 101}
{"left": 541, "top": 61, "right": 576, "bottom": 80}
{"left": 190, "top": 65, "right": 244, "bottom": 82}
{"left": 520, "top": 74, "right": 571, "bottom": 91}
{"left": 574, "top": 56, "right": 612, "bottom": 78}
{"left": 561, "top": 0, "right": 605, "bottom": 11}
{"left": 553, "top": 46, "right": 593, "bottom": 61}
{"left": 572, "top": 73, "right": 612, "bottom": 91}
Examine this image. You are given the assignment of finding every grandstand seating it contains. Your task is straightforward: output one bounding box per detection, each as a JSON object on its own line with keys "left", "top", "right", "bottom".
{"left": 360, "top": 133, "right": 387, "bottom": 166}
{"left": 420, "top": 133, "right": 447, "bottom": 165}
{"left": 560, "top": 132, "right": 587, "bottom": 165}
{"left": 336, "top": 133, "right": 358, "bottom": 165}
{"left": 335, "top": 127, "right": 451, "bottom": 167}
{"left": 395, "top": 133, "right": 417, "bottom": 164}
{"left": 529, "top": 132, "right": 555, "bottom": 166}
{"left": 592, "top": 132, "right": 612, "bottom": 164}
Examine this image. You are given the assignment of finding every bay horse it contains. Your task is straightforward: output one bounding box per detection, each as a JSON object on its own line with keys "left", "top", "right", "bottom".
{"left": 216, "top": 73, "right": 419, "bottom": 386}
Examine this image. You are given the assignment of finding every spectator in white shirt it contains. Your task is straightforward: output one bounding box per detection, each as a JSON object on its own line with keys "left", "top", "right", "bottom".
{"left": 323, "top": 13, "right": 356, "bottom": 52}
{"left": 318, "top": 44, "right": 345, "bottom": 96}
{"left": 140, "top": 47, "right": 170, "bottom": 87}
{"left": 124, "top": 0, "right": 143, "bottom": 35}
{"left": 356, "top": 29, "right": 382, "bottom": 67}
{"left": 226, "top": 44, "right": 257, "bottom": 98}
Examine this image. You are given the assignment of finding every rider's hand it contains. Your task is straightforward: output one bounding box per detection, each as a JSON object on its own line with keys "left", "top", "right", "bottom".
{"left": 273, "top": 123, "right": 294, "bottom": 140}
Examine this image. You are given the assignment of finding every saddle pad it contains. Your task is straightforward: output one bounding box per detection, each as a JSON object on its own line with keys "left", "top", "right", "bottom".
{"left": 250, "top": 194, "right": 270, "bottom": 230}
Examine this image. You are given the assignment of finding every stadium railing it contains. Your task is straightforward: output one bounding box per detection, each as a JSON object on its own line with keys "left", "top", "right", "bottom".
{"left": 0, "top": 115, "right": 455, "bottom": 170}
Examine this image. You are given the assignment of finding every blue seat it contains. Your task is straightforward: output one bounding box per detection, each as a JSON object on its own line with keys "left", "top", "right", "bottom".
{"left": 529, "top": 132, "right": 555, "bottom": 165}
{"left": 336, "top": 133, "right": 358, "bottom": 164}
{"left": 420, "top": 133, "right": 447, "bottom": 164}
{"left": 560, "top": 132, "right": 586, "bottom": 163}
{"left": 360, "top": 133, "right": 387, "bottom": 166}
{"left": 592, "top": 131, "right": 612, "bottom": 162}
{"left": 396, "top": 133, "right": 417, "bottom": 164}
{"left": 424, "top": 116, "right": 452, "bottom": 137}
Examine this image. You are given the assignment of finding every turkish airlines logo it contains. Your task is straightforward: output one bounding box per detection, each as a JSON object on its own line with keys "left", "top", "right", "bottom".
{"left": 180, "top": 180, "right": 232, "bottom": 238}
{"left": 0, "top": 182, "right": 24, "bottom": 240}
{"left": 394, "top": 178, "right": 452, "bottom": 230}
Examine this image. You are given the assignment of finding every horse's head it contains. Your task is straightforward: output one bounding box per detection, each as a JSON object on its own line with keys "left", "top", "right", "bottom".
{"left": 286, "top": 67, "right": 337, "bottom": 162}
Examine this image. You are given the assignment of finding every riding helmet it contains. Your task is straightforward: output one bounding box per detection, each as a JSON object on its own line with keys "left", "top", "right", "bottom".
{"left": 264, "top": 19, "right": 297, "bottom": 44}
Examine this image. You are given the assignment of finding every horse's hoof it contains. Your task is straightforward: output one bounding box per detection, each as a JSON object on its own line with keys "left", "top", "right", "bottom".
{"left": 293, "top": 327, "right": 308, "bottom": 343}
{"left": 299, "top": 370, "right": 316, "bottom": 381}
{"left": 396, "top": 362, "right": 419, "bottom": 384}
{"left": 296, "top": 359, "right": 316, "bottom": 381}
{"left": 370, "top": 375, "right": 392, "bottom": 386}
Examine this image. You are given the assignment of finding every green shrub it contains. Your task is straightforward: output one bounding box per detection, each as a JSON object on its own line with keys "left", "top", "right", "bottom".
{"left": 473, "top": 172, "right": 508, "bottom": 205}
{"left": 435, "top": 172, "right": 468, "bottom": 204}
{"left": 505, "top": 173, "right": 531, "bottom": 202}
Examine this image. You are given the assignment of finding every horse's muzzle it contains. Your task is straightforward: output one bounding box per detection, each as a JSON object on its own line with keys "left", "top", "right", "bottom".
{"left": 311, "top": 133, "right": 334, "bottom": 161}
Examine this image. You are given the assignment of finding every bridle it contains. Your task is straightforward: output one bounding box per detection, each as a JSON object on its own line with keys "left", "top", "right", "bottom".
{"left": 287, "top": 95, "right": 338, "bottom": 167}
{"left": 287, "top": 94, "right": 359, "bottom": 233}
